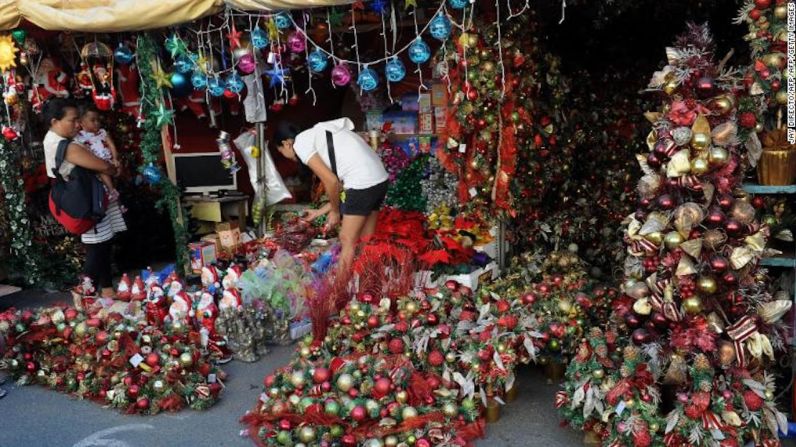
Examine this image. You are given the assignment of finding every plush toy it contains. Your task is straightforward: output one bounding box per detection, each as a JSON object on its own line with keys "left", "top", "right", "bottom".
{"left": 28, "top": 58, "right": 69, "bottom": 112}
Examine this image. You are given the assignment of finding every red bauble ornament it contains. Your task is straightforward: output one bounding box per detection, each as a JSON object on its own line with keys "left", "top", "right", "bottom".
{"left": 632, "top": 328, "right": 650, "bottom": 345}
{"left": 739, "top": 112, "right": 757, "bottom": 129}
{"left": 466, "top": 89, "right": 478, "bottom": 101}
{"left": 744, "top": 390, "right": 764, "bottom": 411}
{"left": 388, "top": 338, "right": 405, "bottom": 354}
{"left": 351, "top": 405, "right": 367, "bottom": 421}
{"left": 264, "top": 374, "right": 276, "bottom": 387}
{"left": 710, "top": 255, "right": 729, "bottom": 273}
{"left": 279, "top": 419, "right": 292, "bottom": 431}
{"left": 342, "top": 434, "right": 357, "bottom": 446}
{"left": 706, "top": 209, "right": 726, "bottom": 226}
{"left": 445, "top": 280, "right": 460, "bottom": 291}
{"left": 647, "top": 153, "right": 662, "bottom": 168}
{"left": 651, "top": 312, "right": 668, "bottom": 328}
{"left": 367, "top": 315, "right": 380, "bottom": 328}
{"left": 427, "top": 314, "right": 439, "bottom": 326}
{"left": 128, "top": 384, "right": 140, "bottom": 398}
{"left": 416, "top": 439, "right": 431, "bottom": 447}
{"left": 722, "top": 272, "right": 738, "bottom": 285}
{"left": 313, "top": 367, "right": 330, "bottom": 384}
{"left": 754, "top": 0, "right": 771, "bottom": 8}
{"left": 521, "top": 293, "right": 536, "bottom": 305}
{"left": 725, "top": 220, "right": 743, "bottom": 236}
{"left": 145, "top": 353, "right": 160, "bottom": 367}
{"left": 65, "top": 308, "right": 78, "bottom": 321}
{"left": 360, "top": 292, "right": 375, "bottom": 303}
{"left": 657, "top": 194, "right": 676, "bottom": 210}
{"left": 718, "top": 195, "right": 734, "bottom": 210}
{"left": 749, "top": 9, "right": 762, "bottom": 20}
{"left": 394, "top": 321, "right": 409, "bottom": 332}
{"left": 752, "top": 196, "right": 766, "bottom": 209}
{"left": 136, "top": 398, "right": 150, "bottom": 410}
{"left": 625, "top": 313, "right": 641, "bottom": 328}
{"left": 428, "top": 350, "right": 445, "bottom": 366}
{"left": 374, "top": 377, "right": 392, "bottom": 395}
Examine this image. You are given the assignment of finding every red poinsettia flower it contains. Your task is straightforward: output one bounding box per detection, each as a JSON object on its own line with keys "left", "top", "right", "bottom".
{"left": 668, "top": 101, "right": 698, "bottom": 126}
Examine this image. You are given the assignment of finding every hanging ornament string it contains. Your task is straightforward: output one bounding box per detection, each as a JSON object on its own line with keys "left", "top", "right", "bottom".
{"left": 559, "top": 0, "right": 567, "bottom": 24}
{"left": 350, "top": 4, "right": 364, "bottom": 92}
{"left": 494, "top": 0, "right": 505, "bottom": 99}
{"left": 303, "top": 14, "right": 317, "bottom": 106}
{"left": 410, "top": 6, "right": 427, "bottom": 97}
{"left": 507, "top": 0, "right": 531, "bottom": 19}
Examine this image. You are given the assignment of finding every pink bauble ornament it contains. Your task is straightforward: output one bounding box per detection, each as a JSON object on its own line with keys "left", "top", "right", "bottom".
{"left": 287, "top": 32, "right": 306, "bottom": 53}
{"left": 331, "top": 64, "right": 351, "bottom": 86}
{"left": 238, "top": 54, "right": 256, "bottom": 74}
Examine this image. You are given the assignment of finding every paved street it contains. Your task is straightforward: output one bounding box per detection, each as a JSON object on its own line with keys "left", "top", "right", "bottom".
{"left": 0, "top": 290, "right": 792, "bottom": 447}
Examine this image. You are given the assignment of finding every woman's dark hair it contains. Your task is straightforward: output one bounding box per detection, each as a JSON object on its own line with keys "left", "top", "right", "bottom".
{"left": 42, "top": 97, "right": 78, "bottom": 126}
{"left": 273, "top": 121, "right": 301, "bottom": 147}
{"left": 78, "top": 102, "right": 99, "bottom": 118}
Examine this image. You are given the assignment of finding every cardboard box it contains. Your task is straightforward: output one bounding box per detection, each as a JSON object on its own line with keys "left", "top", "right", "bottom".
{"left": 431, "top": 83, "right": 447, "bottom": 106}
{"left": 189, "top": 242, "right": 217, "bottom": 273}
{"left": 419, "top": 112, "right": 434, "bottom": 134}
{"left": 445, "top": 262, "right": 499, "bottom": 291}
{"left": 218, "top": 228, "right": 241, "bottom": 253}
{"left": 418, "top": 92, "right": 432, "bottom": 113}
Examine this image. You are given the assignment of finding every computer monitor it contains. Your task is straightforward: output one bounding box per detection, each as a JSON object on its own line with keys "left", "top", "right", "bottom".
{"left": 173, "top": 152, "right": 237, "bottom": 195}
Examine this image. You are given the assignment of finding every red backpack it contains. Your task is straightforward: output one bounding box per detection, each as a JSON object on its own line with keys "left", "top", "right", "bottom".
{"left": 48, "top": 138, "right": 107, "bottom": 234}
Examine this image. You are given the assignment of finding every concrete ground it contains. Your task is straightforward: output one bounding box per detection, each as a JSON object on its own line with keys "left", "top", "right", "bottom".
{"left": 0, "top": 290, "right": 790, "bottom": 447}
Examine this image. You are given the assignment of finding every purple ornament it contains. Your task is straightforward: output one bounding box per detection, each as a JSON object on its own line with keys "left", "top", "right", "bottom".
{"left": 287, "top": 32, "right": 306, "bottom": 53}
{"left": 238, "top": 54, "right": 256, "bottom": 74}
{"left": 331, "top": 64, "right": 351, "bottom": 87}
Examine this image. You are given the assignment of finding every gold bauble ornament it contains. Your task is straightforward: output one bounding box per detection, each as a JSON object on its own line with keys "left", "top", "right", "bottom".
{"left": 712, "top": 96, "right": 733, "bottom": 114}
{"left": 395, "top": 390, "right": 408, "bottom": 404}
{"left": 690, "top": 157, "right": 710, "bottom": 175}
{"left": 300, "top": 346, "right": 311, "bottom": 357}
{"left": 179, "top": 352, "right": 194, "bottom": 367}
{"left": 775, "top": 5, "right": 787, "bottom": 19}
{"left": 385, "top": 436, "right": 399, "bottom": 447}
{"left": 290, "top": 370, "right": 306, "bottom": 388}
{"left": 625, "top": 399, "right": 635, "bottom": 409}
{"left": 718, "top": 341, "right": 735, "bottom": 367}
{"left": 765, "top": 390, "right": 774, "bottom": 400}
{"left": 153, "top": 380, "right": 165, "bottom": 393}
{"left": 558, "top": 300, "right": 573, "bottom": 314}
{"left": 776, "top": 90, "right": 788, "bottom": 105}
{"left": 645, "top": 231, "right": 663, "bottom": 245}
{"left": 406, "top": 302, "right": 417, "bottom": 313}
{"left": 650, "top": 423, "right": 660, "bottom": 433}
{"left": 298, "top": 426, "right": 317, "bottom": 443}
{"left": 592, "top": 369, "right": 605, "bottom": 380}
{"left": 75, "top": 322, "right": 87, "bottom": 337}
{"left": 336, "top": 373, "right": 354, "bottom": 392}
{"left": 708, "top": 147, "right": 729, "bottom": 165}
{"left": 442, "top": 402, "right": 458, "bottom": 417}
{"left": 762, "top": 53, "right": 783, "bottom": 68}
{"left": 683, "top": 296, "right": 703, "bottom": 315}
{"left": 445, "top": 352, "right": 457, "bottom": 363}
{"left": 663, "top": 78, "right": 678, "bottom": 95}
{"left": 696, "top": 276, "right": 718, "bottom": 294}
{"left": 401, "top": 406, "right": 419, "bottom": 420}
{"left": 691, "top": 132, "right": 711, "bottom": 151}
{"left": 664, "top": 231, "right": 685, "bottom": 250}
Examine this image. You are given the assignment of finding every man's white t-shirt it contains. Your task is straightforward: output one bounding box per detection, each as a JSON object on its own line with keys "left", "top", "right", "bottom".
{"left": 293, "top": 118, "right": 388, "bottom": 190}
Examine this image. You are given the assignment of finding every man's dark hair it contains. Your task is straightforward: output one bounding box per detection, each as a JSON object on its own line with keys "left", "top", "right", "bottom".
{"left": 42, "top": 97, "right": 78, "bottom": 126}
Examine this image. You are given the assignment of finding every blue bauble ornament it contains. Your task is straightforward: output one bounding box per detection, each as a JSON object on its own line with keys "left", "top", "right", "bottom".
{"left": 143, "top": 163, "right": 161, "bottom": 184}
{"left": 174, "top": 54, "right": 194, "bottom": 74}
{"left": 251, "top": 26, "right": 269, "bottom": 50}
{"left": 274, "top": 12, "right": 291, "bottom": 30}
{"left": 226, "top": 73, "right": 245, "bottom": 94}
{"left": 448, "top": 0, "right": 468, "bottom": 9}
{"left": 385, "top": 58, "right": 406, "bottom": 83}
{"left": 170, "top": 72, "right": 192, "bottom": 97}
{"left": 114, "top": 44, "right": 134, "bottom": 65}
{"left": 357, "top": 67, "right": 379, "bottom": 91}
{"left": 408, "top": 38, "right": 431, "bottom": 64}
{"left": 191, "top": 71, "right": 208, "bottom": 90}
{"left": 429, "top": 14, "right": 451, "bottom": 41}
{"left": 307, "top": 49, "right": 329, "bottom": 73}
{"left": 208, "top": 77, "right": 226, "bottom": 97}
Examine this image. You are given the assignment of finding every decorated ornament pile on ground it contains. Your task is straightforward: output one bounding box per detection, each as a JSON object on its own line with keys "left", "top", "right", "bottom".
{"left": 557, "top": 24, "right": 791, "bottom": 447}
{"left": 241, "top": 281, "right": 544, "bottom": 446}
{"left": 0, "top": 303, "right": 225, "bottom": 415}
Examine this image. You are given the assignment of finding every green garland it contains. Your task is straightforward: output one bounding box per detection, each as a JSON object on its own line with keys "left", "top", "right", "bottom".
{"left": 385, "top": 154, "right": 428, "bottom": 211}
{"left": 136, "top": 34, "right": 189, "bottom": 274}
{"left": 0, "top": 136, "right": 41, "bottom": 285}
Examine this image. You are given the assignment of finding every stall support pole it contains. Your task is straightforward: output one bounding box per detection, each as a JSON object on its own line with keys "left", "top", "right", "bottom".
{"left": 256, "top": 122, "right": 266, "bottom": 238}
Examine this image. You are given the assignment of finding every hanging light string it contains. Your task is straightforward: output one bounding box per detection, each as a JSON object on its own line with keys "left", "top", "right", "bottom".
{"left": 410, "top": 5, "right": 427, "bottom": 97}
{"left": 381, "top": 2, "right": 393, "bottom": 103}
{"left": 494, "top": 0, "right": 505, "bottom": 99}
{"left": 273, "top": 23, "right": 288, "bottom": 100}
{"left": 326, "top": 9, "right": 336, "bottom": 88}
{"left": 559, "top": 0, "right": 567, "bottom": 24}
{"left": 507, "top": 0, "right": 530, "bottom": 19}
{"left": 303, "top": 13, "right": 317, "bottom": 105}
{"left": 350, "top": 4, "right": 363, "bottom": 92}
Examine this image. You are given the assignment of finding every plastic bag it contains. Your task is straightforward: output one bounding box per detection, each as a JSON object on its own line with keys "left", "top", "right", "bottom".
{"left": 234, "top": 129, "right": 292, "bottom": 206}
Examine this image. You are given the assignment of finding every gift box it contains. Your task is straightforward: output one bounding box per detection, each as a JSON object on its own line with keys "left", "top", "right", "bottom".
{"left": 201, "top": 233, "right": 221, "bottom": 253}
{"left": 431, "top": 83, "right": 447, "bottom": 106}
{"left": 189, "top": 241, "right": 217, "bottom": 273}
{"left": 419, "top": 112, "right": 434, "bottom": 134}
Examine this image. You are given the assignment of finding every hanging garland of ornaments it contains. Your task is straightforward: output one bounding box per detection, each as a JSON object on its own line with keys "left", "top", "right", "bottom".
{"left": 135, "top": 34, "right": 190, "bottom": 274}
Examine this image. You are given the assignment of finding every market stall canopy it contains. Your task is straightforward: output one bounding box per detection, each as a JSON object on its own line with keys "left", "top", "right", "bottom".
{"left": 0, "top": 0, "right": 354, "bottom": 32}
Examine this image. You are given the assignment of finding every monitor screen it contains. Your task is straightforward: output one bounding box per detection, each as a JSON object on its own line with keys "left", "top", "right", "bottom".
{"left": 173, "top": 153, "right": 236, "bottom": 193}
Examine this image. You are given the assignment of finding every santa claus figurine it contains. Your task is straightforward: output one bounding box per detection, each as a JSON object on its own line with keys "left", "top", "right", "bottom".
{"left": 219, "top": 287, "right": 243, "bottom": 311}
{"left": 28, "top": 58, "right": 69, "bottom": 112}
{"left": 74, "top": 62, "right": 94, "bottom": 99}
{"left": 116, "top": 62, "right": 140, "bottom": 118}
{"left": 195, "top": 291, "right": 219, "bottom": 336}
{"left": 144, "top": 267, "right": 160, "bottom": 289}
{"left": 221, "top": 264, "right": 243, "bottom": 290}
{"left": 116, "top": 273, "right": 132, "bottom": 301}
{"left": 145, "top": 284, "right": 168, "bottom": 326}
{"left": 130, "top": 276, "right": 147, "bottom": 302}
{"left": 91, "top": 64, "right": 115, "bottom": 111}
{"left": 165, "top": 273, "right": 184, "bottom": 299}
{"left": 168, "top": 290, "right": 194, "bottom": 324}
{"left": 175, "top": 89, "right": 208, "bottom": 120}
{"left": 71, "top": 275, "right": 96, "bottom": 310}
{"left": 201, "top": 265, "right": 220, "bottom": 292}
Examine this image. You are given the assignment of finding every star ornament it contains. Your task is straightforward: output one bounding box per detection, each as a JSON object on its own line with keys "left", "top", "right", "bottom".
{"left": 265, "top": 65, "right": 289, "bottom": 88}
{"left": 327, "top": 8, "right": 345, "bottom": 28}
{"left": 151, "top": 60, "right": 172, "bottom": 89}
{"left": 266, "top": 19, "right": 279, "bottom": 41}
{"left": 151, "top": 102, "right": 175, "bottom": 128}
{"left": 194, "top": 52, "right": 209, "bottom": 74}
{"left": 227, "top": 24, "right": 243, "bottom": 50}
{"left": 404, "top": 0, "right": 417, "bottom": 9}
{"left": 164, "top": 34, "right": 188, "bottom": 59}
